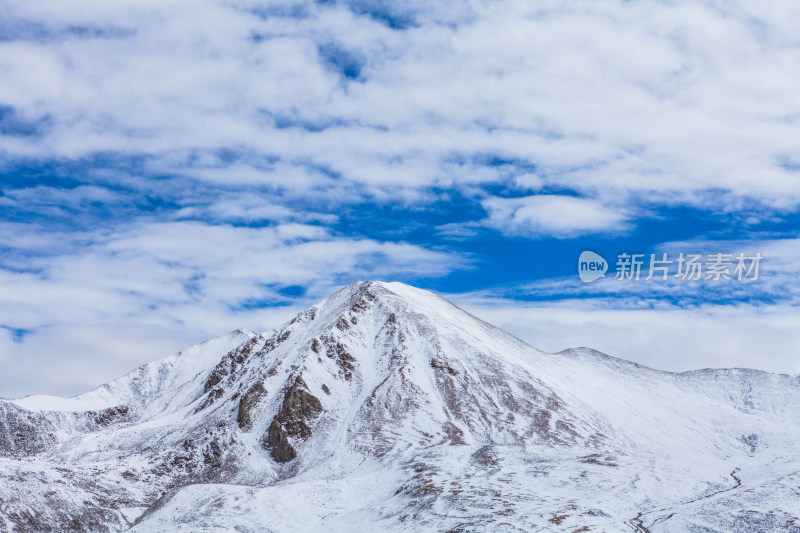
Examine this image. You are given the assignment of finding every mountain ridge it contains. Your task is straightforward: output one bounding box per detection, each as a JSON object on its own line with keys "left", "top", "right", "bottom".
{"left": 1, "top": 280, "right": 798, "bottom": 532}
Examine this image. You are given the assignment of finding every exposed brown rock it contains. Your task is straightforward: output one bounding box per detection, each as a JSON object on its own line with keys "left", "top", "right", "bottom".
{"left": 92, "top": 405, "right": 130, "bottom": 426}
{"left": 195, "top": 387, "right": 224, "bottom": 413}
{"left": 277, "top": 376, "right": 322, "bottom": 439}
{"left": 203, "top": 365, "right": 228, "bottom": 393}
{"left": 203, "top": 438, "right": 223, "bottom": 468}
{"left": 0, "top": 403, "right": 57, "bottom": 457}
{"left": 350, "top": 299, "right": 369, "bottom": 313}
{"left": 348, "top": 288, "right": 377, "bottom": 315}
{"left": 203, "top": 337, "right": 263, "bottom": 394}
{"left": 443, "top": 422, "right": 466, "bottom": 445}
{"left": 264, "top": 419, "right": 297, "bottom": 462}
{"left": 171, "top": 455, "right": 191, "bottom": 467}
{"left": 238, "top": 335, "right": 261, "bottom": 358}
{"left": 430, "top": 358, "right": 458, "bottom": 376}
{"left": 237, "top": 382, "right": 266, "bottom": 431}
{"left": 470, "top": 445, "right": 499, "bottom": 467}
{"left": 323, "top": 337, "right": 355, "bottom": 380}
{"left": 289, "top": 308, "right": 316, "bottom": 325}
{"left": 262, "top": 376, "right": 323, "bottom": 463}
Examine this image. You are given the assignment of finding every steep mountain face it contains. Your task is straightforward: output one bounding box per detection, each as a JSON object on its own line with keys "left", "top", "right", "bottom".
{"left": 1, "top": 281, "right": 799, "bottom": 532}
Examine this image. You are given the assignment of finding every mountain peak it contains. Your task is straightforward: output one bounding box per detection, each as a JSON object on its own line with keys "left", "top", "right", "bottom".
{"left": 2, "top": 282, "right": 799, "bottom": 532}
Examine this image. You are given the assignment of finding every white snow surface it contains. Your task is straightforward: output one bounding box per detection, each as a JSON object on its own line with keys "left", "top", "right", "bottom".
{"left": 0, "top": 281, "right": 798, "bottom": 532}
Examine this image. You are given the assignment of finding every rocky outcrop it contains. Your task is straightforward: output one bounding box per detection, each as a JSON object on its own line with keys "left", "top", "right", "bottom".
{"left": 203, "top": 438, "right": 223, "bottom": 468}
{"left": 203, "top": 365, "right": 228, "bottom": 393}
{"left": 262, "top": 376, "right": 322, "bottom": 463}
{"left": 0, "top": 402, "right": 57, "bottom": 457}
{"left": 203, "top": 336, "right": 265, "bottom": 393}
{"left": 237, "top": 382, "right": 266, "bottom": 431}
{"left": 202, "top": 329, "right": 295, "bottom": 396}
{"left": 90, "top": 405, "right": 130, "bottom": 426}
{"left": 194, "top": 386, "right": 224, "bottom": 413}
{"left": 322, "top": 335, "right": 355, "bottom": 380}
{"left": 264, "top": 419, "right": 297, "bottom": 462}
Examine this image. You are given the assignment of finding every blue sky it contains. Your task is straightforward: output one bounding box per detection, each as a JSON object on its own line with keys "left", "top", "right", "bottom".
{"left": 1, "top": 0, "right": 799, "bottom": 397}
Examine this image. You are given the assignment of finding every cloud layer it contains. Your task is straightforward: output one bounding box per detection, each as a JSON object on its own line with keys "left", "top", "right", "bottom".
{"left": 1, "top": 0, "right": 799, "bottom": 396}
{"left": 3, "top": 0, "right": 800, "bottom": 208}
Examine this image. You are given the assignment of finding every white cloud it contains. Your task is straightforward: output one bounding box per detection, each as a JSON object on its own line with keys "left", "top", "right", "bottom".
{"left": 0, "top": 323, "right": 219, "bottom": 400}
{"left": 0, "top": 222, "right": 462, "bottom": 329}
{"left": 0, "top": 220, "right": 463, "bottom": 397}
{"left": 2, "top": 0, "right": 800, "bottom": 398}
{"left": 1, "top": 0, "right": 799, "bottom": 208}
{"left": 454, "top": 295, "right": 800, "bottom": 376}
{"left": 448, "top": 236, "right": 800, "bottom": 373}
{"left": 482, "top": 195, "right": 629, "bottom": 237}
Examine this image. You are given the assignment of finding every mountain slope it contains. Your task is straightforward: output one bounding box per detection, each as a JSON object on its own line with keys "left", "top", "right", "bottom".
{"left": 0, "top": 281, "right": 798, "bottom": 532}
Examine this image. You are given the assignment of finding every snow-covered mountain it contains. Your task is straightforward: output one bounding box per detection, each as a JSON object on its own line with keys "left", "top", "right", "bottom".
{"left": 1, "top": 281, "right": 798, "bottom": 532}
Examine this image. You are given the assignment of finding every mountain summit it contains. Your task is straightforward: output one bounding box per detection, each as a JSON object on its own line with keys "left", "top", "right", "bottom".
{"left": 1, "top": 281, "right": 798, "bottom": 532}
